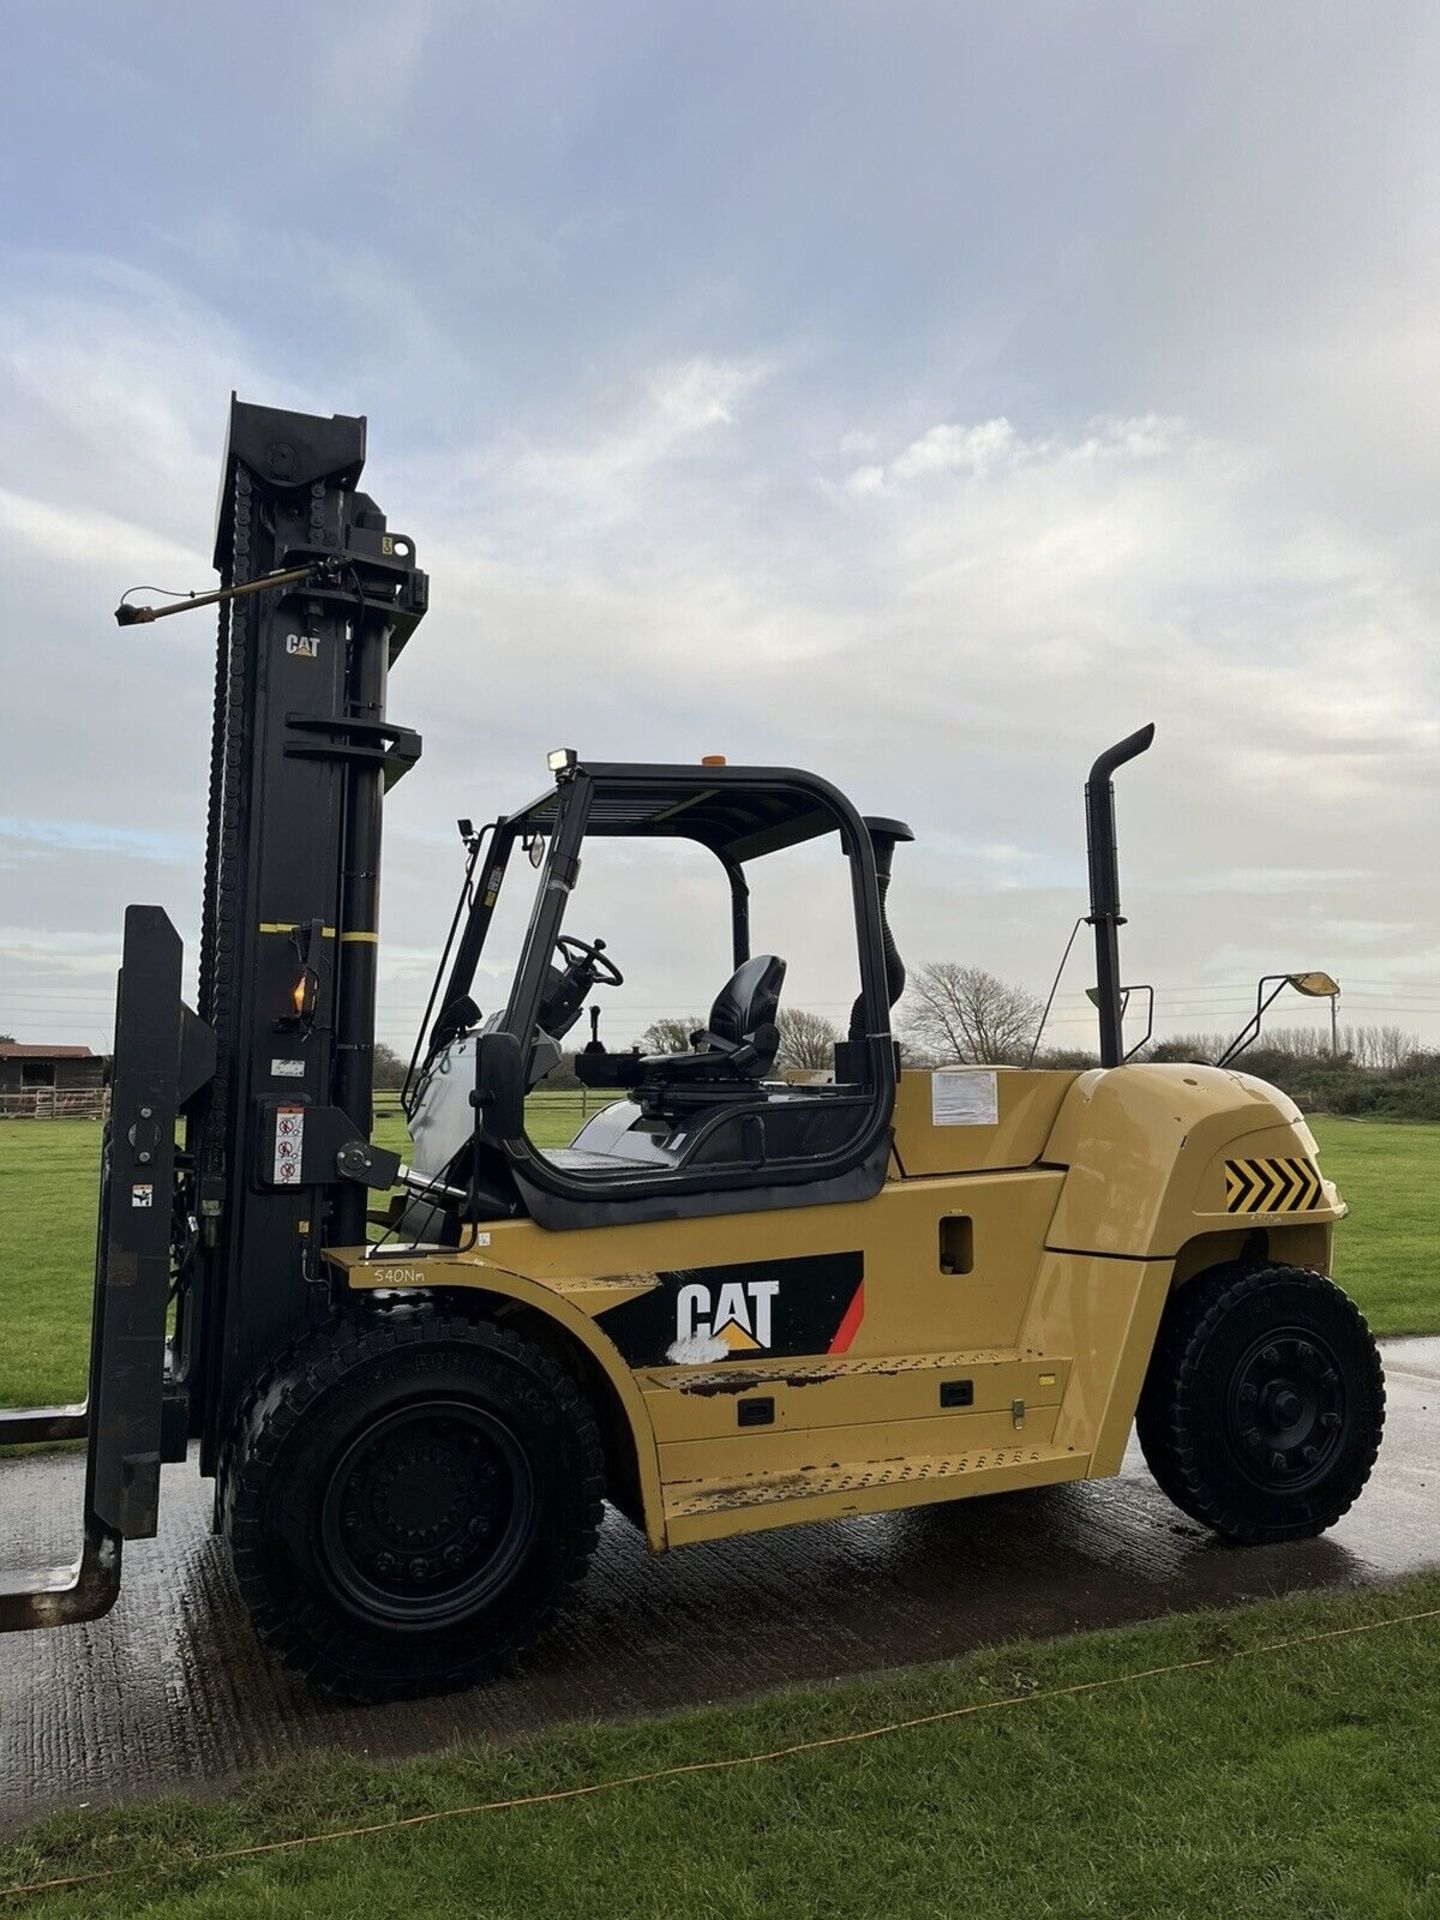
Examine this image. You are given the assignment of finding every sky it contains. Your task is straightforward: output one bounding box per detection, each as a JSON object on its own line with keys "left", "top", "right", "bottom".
{"left": 3, "top": 0, "right": 1439, "bottom": 1061}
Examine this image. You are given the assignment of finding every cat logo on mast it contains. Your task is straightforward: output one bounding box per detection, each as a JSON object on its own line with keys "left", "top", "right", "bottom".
{"left": 285, "top": 632, "right": 319, "bottom": 658}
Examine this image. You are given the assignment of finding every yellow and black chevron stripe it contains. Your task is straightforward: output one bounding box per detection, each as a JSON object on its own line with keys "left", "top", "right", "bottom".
{"left": 1224, "top": 1155, "right": 1324, "bottom": 1214}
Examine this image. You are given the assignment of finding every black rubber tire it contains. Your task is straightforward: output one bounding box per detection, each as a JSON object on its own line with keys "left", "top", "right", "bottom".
{"left": 221, "top": 1309, "right": 604, "bottom": 1701}
{"left": 1136, "top": 1263, "right": 1385, "bottom": 1544}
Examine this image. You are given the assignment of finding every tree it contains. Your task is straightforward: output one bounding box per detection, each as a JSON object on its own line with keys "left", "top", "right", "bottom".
{"left": 638, "top": 1016, "right": 702, "bottom": 1055}
{"left": 0, "top": 1034, "right": 14, "bottom": 1046}
{"left": 775, "top": 1007, "right": 840, "bottom": 1071}
{"left": 900, "top": 963, "right": 1043, "bottom": 1066}
{"left": 1346, "top": 1024, "right": 1417, "bottom": 1071}
{"left": 1147, "top": 1032, "right": 1229, "bottom": 1064}
{"left": 372, "top": 1041, "right": 409, "bottom": 1091}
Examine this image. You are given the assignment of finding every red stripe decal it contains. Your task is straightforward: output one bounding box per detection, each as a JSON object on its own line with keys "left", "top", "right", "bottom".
{"left": 828, "top": 1281, "right": 865, "bottom": 1354}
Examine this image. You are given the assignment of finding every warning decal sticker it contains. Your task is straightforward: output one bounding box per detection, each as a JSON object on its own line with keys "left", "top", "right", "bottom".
{"left": 931, "top": 1070, "right": 999, "bottom": 1127}
{"left": 1224, "top": 1156, "right": 1324, "bottom": 1213}
{"left": 273, "top": 1106, "right": 305, "bottom": 1186}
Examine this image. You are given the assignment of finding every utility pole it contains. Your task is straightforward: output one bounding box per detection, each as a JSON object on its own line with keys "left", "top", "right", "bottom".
{"left": 1332, "top": 982, "right": 1340, "bottom": 1058}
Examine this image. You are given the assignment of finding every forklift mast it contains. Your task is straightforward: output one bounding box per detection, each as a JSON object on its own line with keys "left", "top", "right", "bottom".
{"left": 0, "top": 400, "right": 427, "bottom": 1627}
{"left": 181, "top": 401, "right": 426, "bottom": 1475}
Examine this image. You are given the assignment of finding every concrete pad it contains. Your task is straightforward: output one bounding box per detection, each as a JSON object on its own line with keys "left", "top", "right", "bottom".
{"left": 0, "top": 1337, "right": 1434, "bottom": 1831}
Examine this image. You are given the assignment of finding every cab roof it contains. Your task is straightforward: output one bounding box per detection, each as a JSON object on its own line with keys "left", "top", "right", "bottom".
{"left": 508, "top": 762, "right": 854, "bottom": 864}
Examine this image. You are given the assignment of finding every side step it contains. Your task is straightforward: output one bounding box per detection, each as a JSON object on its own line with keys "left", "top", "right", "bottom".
{"left": 664, "top": 1442, "right": 1089, "bottom": 1547}
{"left": 0, "top": 906, "right": 213, "bottom": 1633}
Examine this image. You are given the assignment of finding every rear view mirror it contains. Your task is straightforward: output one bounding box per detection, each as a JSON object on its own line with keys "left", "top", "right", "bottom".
{"left": 471, "top": 1031, "right": 526, "bottom": 1146}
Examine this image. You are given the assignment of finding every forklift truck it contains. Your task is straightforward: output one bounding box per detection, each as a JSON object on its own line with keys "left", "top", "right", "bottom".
{"left": 0, "top": 400, "right": 1384, "bottom": 1699}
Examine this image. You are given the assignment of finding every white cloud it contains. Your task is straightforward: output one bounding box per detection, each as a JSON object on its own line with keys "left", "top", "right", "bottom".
{"left": 891, "top": 416, "right": 1016, "bottom": 482}
{"left": 503, "top": 353, "right": 773, "bottom": 513}
{"left": 0, "top": 487, "right": 204, "bottom": 587}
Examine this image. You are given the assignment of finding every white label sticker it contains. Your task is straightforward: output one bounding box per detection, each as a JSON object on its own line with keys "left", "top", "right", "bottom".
{"left": 131, "top": 1183, "right": 154, "bottom": 1208}
{"left": 270, "top": 1058, "right": 305, "bottom": 1079}
{"left": 273, "top": 1105, "right": 305, "bottom": 1185}
{"left": 931, "top": 1070, "right": 999, "bottom": 1127}
{"left": 476, "top": 1231, "right": 491, "bottom": 1247}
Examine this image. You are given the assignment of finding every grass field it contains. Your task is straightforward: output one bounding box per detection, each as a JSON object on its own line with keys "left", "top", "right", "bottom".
{"left": 0, "top": 1109, "right": 1433, "bottom": 1410}
{"left": 2, "top": 1573, "right": 1438, "bottom": 1917}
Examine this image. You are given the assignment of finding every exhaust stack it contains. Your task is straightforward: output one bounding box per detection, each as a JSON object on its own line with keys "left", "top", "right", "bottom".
{"left": 1085, "top": 725, "right": 1154, "bottom": 1068}
{"left": 849, "top": 815, "right": 914, "bottom": 1045}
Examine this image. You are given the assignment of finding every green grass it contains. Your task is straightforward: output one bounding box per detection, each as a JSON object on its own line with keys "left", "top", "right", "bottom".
{"left": 0, "top": 1110, "right": 1433, "bottom": 1410}
{"left": 2, "top": 1575, "right": 1438, "bottom": 1917}
{"left": 1315, "top": 1117, "right": 1439, "bottom": 1338}
{"left": 0, "top": 1094, "right": 591, "bottom": 1410}
{"left": 0, "top": 1119, "right": 104, "bottom": 1410}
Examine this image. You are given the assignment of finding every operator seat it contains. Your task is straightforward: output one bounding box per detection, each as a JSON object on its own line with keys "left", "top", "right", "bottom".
{"left": 633, "top": 954, "right": 786, "bottom": 1112}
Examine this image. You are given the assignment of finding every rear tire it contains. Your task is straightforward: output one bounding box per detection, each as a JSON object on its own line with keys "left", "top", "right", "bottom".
{"left": 1136, "top": 1263, "right": 1384, "bottom": 1544}
{"left": 221, "top": 1309, "right": 604, "bottom": 1700}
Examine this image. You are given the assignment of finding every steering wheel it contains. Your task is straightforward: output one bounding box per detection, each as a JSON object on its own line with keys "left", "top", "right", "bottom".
{"left": 555, "top": 933, "right": 624, "bottom": 987}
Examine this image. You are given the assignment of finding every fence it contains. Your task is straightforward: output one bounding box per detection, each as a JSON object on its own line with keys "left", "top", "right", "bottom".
{"left": 0, "top": 1088, "right": 109, "bottom": 1121}
{"left": 2, "top": 1087, "right": 598, "bottom": 1130}
{"left": 372, "top": 1086, "right": 598, "bottom": 1129}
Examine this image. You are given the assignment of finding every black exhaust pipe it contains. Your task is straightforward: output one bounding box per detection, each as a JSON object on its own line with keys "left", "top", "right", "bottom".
{"left": 1085, "top": 725, "right": 1155, "bottom": 1068}
{"left": 849, "top": 815, "right": 914, "bottom": 1046}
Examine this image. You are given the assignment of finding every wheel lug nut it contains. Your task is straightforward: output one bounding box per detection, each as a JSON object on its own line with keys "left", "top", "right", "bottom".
{"left": 1320, "top": 1412, "right": 1342, "bottom": 1430}
{"left": 1270, "top": 1452, "right": 1288, "bottom": 1474}
{"left": 1303, "top": 1445, "right": 1320, "bottom": 1466}
{"left": 374, "top": 1551, "right": 396, "bottom": 1576}
{"left": 409, "top": 1558, "right": 429, "bottom": 1583}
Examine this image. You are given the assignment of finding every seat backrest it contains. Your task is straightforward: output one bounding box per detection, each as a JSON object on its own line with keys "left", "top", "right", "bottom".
{"left": 707, "top": 954, "right": 786, "bottom": 1048}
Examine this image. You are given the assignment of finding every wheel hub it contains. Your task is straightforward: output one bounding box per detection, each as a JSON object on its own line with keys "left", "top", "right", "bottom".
{"left": 319, "top": 1401, "right": 534, "bottom": 1628}
{"left": 1228, "top": 1330, "right": 1346, "bottom": 1490}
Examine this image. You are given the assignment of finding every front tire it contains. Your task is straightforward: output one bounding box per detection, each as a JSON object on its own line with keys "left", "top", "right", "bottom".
{"left": 1136, "top": 1263, "right": 1384, "bottom": 1544}
{"left": 221, "top": 1310, "right": 604, "bottom": 1700}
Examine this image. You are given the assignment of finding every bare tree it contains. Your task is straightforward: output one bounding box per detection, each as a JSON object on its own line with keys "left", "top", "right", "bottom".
{"left": 900, "top": 963, "right": 1043, "bottom": 1066}
{"left": 1345, "top": 1024, "right": 1417, "bottom": 1070}
{"left": 775, "top": 1007, "right": 840, "bottom": 1071}
{"left": 638, "top": 1016, "right": 702, "bottom": 1054}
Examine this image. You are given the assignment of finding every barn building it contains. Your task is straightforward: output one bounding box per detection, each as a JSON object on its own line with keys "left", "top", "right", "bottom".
{"left": 0, "top": 1044, "right": 109, "bottom": 1117}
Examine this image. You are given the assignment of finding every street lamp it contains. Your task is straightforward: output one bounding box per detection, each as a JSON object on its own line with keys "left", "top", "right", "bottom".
{"left": 1215, "top": 971, "right": 1341, "bottom": 1068}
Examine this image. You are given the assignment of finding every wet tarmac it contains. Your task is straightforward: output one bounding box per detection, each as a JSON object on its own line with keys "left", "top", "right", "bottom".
{"left": 1, "top": 1338, "right": 1435, "bottom": 1831}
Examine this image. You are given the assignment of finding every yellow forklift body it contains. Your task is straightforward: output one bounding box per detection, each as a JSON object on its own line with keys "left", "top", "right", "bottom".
{"left": 4, "top": 406, "right": 1374, "bottom": 1701}
{"left": 334, "top": 1064, "right": 1341, "bottom": 1554}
